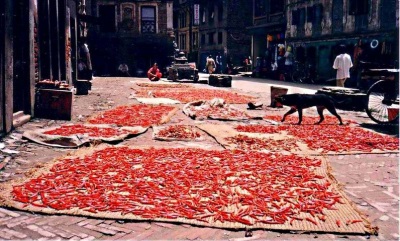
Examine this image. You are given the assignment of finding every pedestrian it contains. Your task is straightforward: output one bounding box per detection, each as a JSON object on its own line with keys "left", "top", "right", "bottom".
{"left": 206, "top": 55, "right": 216, "bottom": 74}
{"left": 333, "top": 44, "right": 353, "bottom": 87}
{"left": 147, "top": 63, "right": 162, "bottom": 81}
{"left": 79, "top": 40, "right": 93, "bottom": 80}
{"left": 247, "top": 56, "right": 252, "bottom": 72}
{"left": 216, "top": 53, "right": 223, "bottom": 74}
{"left": 243, "top": 57, "right": 249, "bottom": 71}
{"left": 284, "top": 46, "right": 294, "bottom": 81}
{"left": 118, "top": 63, "right": 130, "bottom": 77}
{"left": 226, "top": 57, "right": 233, "bottom": 74}
{"left": 78, "top": 60, "right": 87, "bottom": 79}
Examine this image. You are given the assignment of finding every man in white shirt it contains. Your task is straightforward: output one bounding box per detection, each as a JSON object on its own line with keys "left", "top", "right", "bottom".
{"left": 333, "top": 45, "right": 353, "bottom": 87}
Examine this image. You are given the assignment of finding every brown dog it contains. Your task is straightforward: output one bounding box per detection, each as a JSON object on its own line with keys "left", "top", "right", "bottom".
{"left": 275, "top": 94, "right": 343, "bottom": 125}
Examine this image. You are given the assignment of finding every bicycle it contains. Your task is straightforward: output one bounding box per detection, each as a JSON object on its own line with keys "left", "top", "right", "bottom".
{"left": 290, "top": 61, "right": 316, "bottom": 84}
{"left": 365, "top": 69, "right": 399, "bottom": 124}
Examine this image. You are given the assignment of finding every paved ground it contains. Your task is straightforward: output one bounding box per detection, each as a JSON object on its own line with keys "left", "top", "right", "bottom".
{"left": 0, "top": 75, "right": 398, "bottom": 240}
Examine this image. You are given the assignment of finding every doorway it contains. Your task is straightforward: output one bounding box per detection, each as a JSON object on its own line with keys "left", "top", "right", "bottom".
{"left": 13, "top": 0, "right": 31, "bottom": 114}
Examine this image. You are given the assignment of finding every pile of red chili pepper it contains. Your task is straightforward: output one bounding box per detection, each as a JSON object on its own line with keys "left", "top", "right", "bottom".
{"left": 225, "top": 134, "right": 300, "bottom": 152}
{"left": 189, "top": 106, "right": 251, "bottom": 120}
{"left": 12, "top": 147, "right": 345, "bottom": 226}
{"left": 264, "top": 115, "right": 357, "bottom": 125}
{"left": 235, "top": 124, "right": 399, "bottom": 153}
{"left": 43, "top": 124, "right": 135, "bottom": 138}
{"left": 156, "top": 125, "right": 202, "bottom": 139}
{"left": 134, "top": 88, "right": 253, "bottom": 104}
{"left": 136, "top": 83, "right": 193, "bottom": 88}
{"left": 88, "top": 105, "right": 175, "bottom": 127}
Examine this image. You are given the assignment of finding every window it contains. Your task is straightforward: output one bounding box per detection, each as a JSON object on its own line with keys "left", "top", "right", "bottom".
{"left": 208, "top": 32, "right": 214, "bottom": 45}
{"left": 179, "top": 34, "right": 186, "bottom": 51}
{"left": 349, "top": 0, "right": 368, "bottom": 15}
{"left": 270, "top": 0, "right": 284, "bottom": 14}
{"left": 313, "top": 4, "right": 323, "bottom": 24}
{"left": 201, "top": 34, "right": 205, "bottom": 45}
{"left": 291, "top": 9, "right": 299, "bottom": 25}
{"left": 217, "top": 4, "right": 223, "bottom": 21}
{"left": 141, "top": 6, "right": 156, "bottom": 33}
{"left": 193, "top": 32, "right": 198, "bottom": 48}
{"left": 201, "top": 7, "right": 206, "bottom": 24}
{"left": 179, "top": 12, "right": 187, "bottom": 28}
{"left": 218, "top": 32, "right": 223, "bottom": 44}
{"left": 99, "top": 5, "right": 116, "bottom": 32}
{"left": 254, "top": 0, "right": 266, "bottom": 17}
{"left": 306, "top": 6, "right": 314, "bottom": 22}
{"left": 208, "top": 5, "right": 214, "bottom": 22}
{"left": 120, "top": 4, "right": 134, "bottom": 31}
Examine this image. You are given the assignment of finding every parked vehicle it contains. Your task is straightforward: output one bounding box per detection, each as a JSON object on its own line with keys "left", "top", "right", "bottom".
{"left": 167, "top": 52, "right": 199, "bottom": 82}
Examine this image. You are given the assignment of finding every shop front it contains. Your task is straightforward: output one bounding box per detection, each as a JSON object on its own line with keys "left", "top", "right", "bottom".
{"left": 248, "top": 22, "right": 285, "bottom": 79}
{"left": 288, "top": 31, "right": 399, "bottom": 87}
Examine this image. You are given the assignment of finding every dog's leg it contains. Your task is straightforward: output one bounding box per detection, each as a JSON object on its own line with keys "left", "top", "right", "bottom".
{"left": 282, "top": 107, "right": 297, "bottom": 122}
{"left": 326, "top": 106, "right": 343, "bottom": 125}
{"left": 297, "top": 108, "right": 303, "bottom": 124}
{"left": 316, "top": 106, "right": 325, "bottom": 124}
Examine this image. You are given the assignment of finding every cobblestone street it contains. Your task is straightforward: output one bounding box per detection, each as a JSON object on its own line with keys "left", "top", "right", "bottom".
{"left": 0, "top": 75, "right": 398, "bottom": 240}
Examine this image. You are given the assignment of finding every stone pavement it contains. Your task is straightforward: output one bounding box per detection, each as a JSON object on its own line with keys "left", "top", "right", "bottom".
{"left": 0, "top": 75, "right": 398, "bottom": 240}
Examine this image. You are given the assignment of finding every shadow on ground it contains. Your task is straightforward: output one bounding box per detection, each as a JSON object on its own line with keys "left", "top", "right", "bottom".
{"left": 359, "top": 123, "right": 399, "bottom": 137}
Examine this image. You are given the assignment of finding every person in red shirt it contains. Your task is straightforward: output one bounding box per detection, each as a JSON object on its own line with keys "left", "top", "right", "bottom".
{"left": 147, "top": 63, "right": 162, "bottom": 81}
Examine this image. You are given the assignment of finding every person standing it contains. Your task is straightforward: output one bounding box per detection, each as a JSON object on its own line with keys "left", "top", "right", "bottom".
{"left": 247, "top": 56, "right": 252, "bottom": 72}
{"left": 206, "top": 55, "right": 216, "bottom": 74}
{"left": 79, "top": 40, "right": 93, "bottom": 80}
{"left": 284, "top": 46, "right": 294, "bottom": 81}
{"left": 333, "top": 44, "right": 353, "bottom": 87}
{"left": 147, "top": 63, "right": 162, "bottom": 81}
{"left": 216, "top": 53, "right": 223, "bottom": 74}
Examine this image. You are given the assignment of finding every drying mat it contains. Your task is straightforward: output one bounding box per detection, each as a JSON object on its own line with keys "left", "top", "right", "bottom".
{"left": 22, "top": 124, "right": 147, "bottom": 148}
{"left": 264, "top": 115, "right": 359, "bottom": 125}
{"left": 86, "top": 104, "right": 178, "bottom": 128}
{"left": 183, "top": 100, "right": 263, "bottom": 121}
{"left": 197, "top": 124, "right": 312, "bottom": 155}
{"left": 0, "top": 145, "right": 374, "bottom": 234}
{"left": 131, "top": 88, "right": 255, "bottom": 104}
{"left": 233, "top": 123, "right": 399, "bottom": 155}
{"left": 152, "top": 125, "right": 205, "bottom": 142}
{"left": 133, "top": 97, "right": 181, "bottom": 105}
{"left": 135, "top": 83, "right": 193, "bottom": 88}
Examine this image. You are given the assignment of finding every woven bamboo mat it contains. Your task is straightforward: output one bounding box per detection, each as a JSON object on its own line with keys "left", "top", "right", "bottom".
{"left": 133, "top": 98, "right": 181, "bottom": 105}
{"left": 197, "top": 124, "right": 313, "bottom": 155}
{"left": 22, "top": 125, "right": 147, "bottom": 148}
{"left": 201, "top": 123, "right": 398, "bottom": 155}
{"left": 85, "top": 105, "right": 178, "bottom": 127}
{"left": 0, "top": 145, "right": 374, "bottom": 234}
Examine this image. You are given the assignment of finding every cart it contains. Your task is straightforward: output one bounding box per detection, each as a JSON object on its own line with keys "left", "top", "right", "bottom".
{"left": 363, "top": 69, "right": 399, "bottom": 124}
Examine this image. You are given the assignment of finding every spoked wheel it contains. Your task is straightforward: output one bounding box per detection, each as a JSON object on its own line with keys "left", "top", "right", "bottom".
{"left": 366, "top": 80, "right": 399, "bottom": 124}
{"left": 292, "top": 70, "right": 305, "bottom": 83}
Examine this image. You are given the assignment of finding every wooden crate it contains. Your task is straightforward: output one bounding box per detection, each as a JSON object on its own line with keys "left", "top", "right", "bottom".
{"left": 35, "top": 89, "right": 72, "bottom": 120}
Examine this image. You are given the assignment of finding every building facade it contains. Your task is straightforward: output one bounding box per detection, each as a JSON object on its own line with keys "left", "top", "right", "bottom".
{"left": 1, "top": 0, "right": 80, "bottom": 136}
{"left": 285, "top": 0, "right": 399, "bottom": 84}
{"left": 248, "top": 0, "right": 286, "bottom": 79}
{"left": 86, "top": 0, "right": 175, "bottom": 77}
{"left": 198, "top": 0, "right": 252, "bottom": 72}
{"left": 173, "top": 0, "right": 200, "bottom": 62}
{"left": 174, "top": 0, "right": 252, "bottom": 73}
